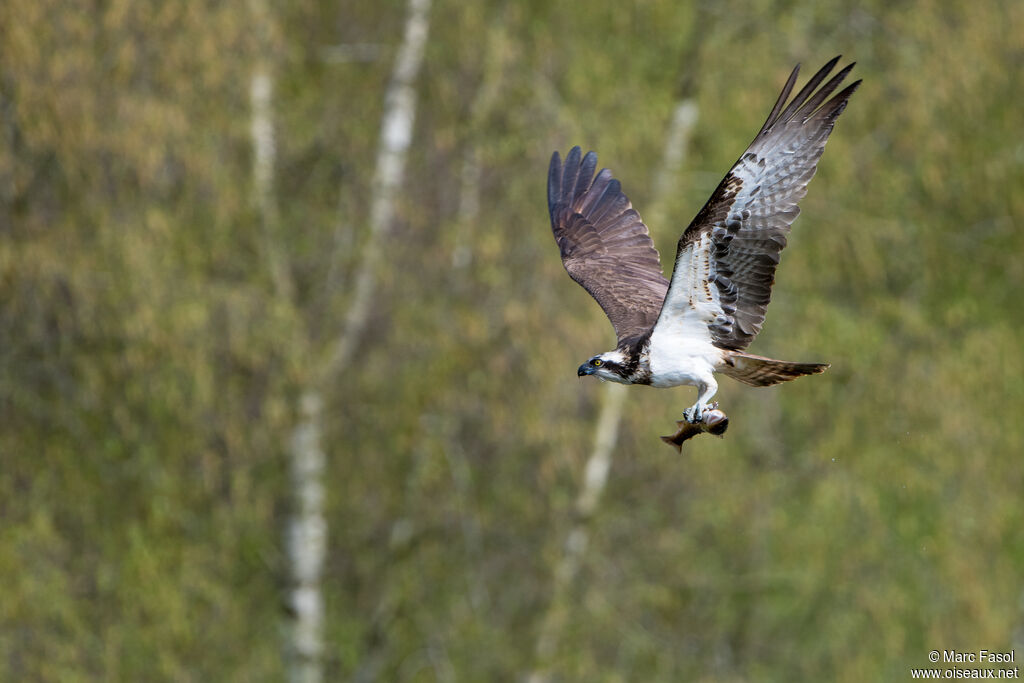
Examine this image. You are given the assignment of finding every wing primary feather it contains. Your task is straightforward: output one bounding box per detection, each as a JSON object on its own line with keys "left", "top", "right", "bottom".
{"left": 579, "top": 169, "right": 614, "bottom": 218}
{"left": 757, "top": 63, "right": 801, "bottom": 136}
{"left": 547, "top": 151, "right": 563, "bottom": 221}
{"left": 562, "top": 146, "right": 583, "bottom": 204}
{"left": 775, "top": 55, "right": 841, "bottom": 126}
{"left": 573, "top": 151, "right": 598, "bottom": 204}
{"left": 587, "top": 178, "right": 623, "bottom": 225}
{"left": 794, "top": 62, "right": 857, "bottom": 121}
{"left": 815, "top": 79, "right": 862, "bottom": 122}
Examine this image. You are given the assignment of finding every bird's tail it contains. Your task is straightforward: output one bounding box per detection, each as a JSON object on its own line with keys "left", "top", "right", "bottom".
{"left": 720, "top": 351, "right": 829, "bottom": 387}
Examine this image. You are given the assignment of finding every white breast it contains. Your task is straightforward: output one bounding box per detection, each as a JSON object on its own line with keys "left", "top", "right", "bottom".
{"left": 647, "top": 325, "right": 724, "bottom": 388}
{"left": 645, "top": 231, "right": 728, "bottom": 388}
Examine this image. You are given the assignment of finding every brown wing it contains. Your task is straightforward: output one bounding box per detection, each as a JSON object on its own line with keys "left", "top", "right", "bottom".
{"left": 548, "top": 147, "right": 669, "bottom": 347}
{"left": 661, "top": 57, "right": 861, "bottom": 351}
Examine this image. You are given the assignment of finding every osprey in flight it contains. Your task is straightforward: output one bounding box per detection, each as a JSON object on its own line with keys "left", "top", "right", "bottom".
{"left": 548, "top": 57, "right": 860, "bottom": 425}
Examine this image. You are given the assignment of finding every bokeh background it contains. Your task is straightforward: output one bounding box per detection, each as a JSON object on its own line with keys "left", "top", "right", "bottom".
{"left": 2, "top": 0, "right": 1023, "bottom": 680}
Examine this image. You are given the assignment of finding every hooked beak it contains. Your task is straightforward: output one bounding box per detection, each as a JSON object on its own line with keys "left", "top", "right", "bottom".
{"left": 577, "top": 363, "right": 592, "bottom": 377}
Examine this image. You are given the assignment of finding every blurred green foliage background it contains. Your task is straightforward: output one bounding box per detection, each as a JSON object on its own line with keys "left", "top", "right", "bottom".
{"left": 2, "top": 0, "right": 1022, "bottom": 680}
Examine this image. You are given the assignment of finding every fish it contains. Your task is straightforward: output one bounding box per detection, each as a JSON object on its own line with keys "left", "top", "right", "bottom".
{"left": 660, "top": 405, "right": 729, "bottom": 452}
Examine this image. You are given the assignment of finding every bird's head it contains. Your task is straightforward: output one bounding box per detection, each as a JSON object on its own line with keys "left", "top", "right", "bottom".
{"left": 577, "top": 350, "right": 630, "bottom": 384}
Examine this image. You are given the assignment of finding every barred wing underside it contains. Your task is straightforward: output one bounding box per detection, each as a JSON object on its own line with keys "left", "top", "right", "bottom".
{"left": 657, "top": 57, "right": 861, "bottom": 351}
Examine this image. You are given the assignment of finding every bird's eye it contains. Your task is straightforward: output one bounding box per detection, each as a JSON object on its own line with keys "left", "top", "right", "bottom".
{"left": 591, "top": 359, "right": 603, "bottom": 367}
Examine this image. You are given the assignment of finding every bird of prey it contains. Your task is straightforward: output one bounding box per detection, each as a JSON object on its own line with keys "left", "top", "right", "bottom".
{"left": 548, "top": 57, "right": 860, "bottom": 426}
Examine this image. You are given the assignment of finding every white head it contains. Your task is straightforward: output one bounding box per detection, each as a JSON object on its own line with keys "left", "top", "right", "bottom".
{"left": 577, "top": 350, "right": 631, "bottom": 384}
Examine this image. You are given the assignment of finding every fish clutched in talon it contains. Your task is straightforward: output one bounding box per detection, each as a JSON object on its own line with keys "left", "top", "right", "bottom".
{"left": 661, "top": 405, "right": 729, "bottom": 452}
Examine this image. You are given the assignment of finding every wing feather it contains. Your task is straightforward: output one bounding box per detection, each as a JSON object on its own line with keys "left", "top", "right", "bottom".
{"left": 658, "top": 58, "right": 861, "bottom": 350}
{"left": 548, "top": 147, "right": 669, "bottom": 347}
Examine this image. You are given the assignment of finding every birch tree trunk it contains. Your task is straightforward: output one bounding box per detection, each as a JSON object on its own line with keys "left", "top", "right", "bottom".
{"left": 285, "top": 393, "right": 328, "bottom": 683}
{"left": 249, "top": 0, "right": 292, "bottom": 303}
{"left": 450, "top": 7, "right": 511, "bottom": 272}
{"left": 281, "top": 1, "right": 432, "bottom": 681}
{"left": 247, "top": 4, "right": 325, "bottom": 681}
{"left": 528, "top": 382, "right": 627, "bottom": 683}
{"left": 326, "top": 0, "right": 432, "bottom": 376}
{"left": 527, "top": 79, "right": 700, "bottom": 683}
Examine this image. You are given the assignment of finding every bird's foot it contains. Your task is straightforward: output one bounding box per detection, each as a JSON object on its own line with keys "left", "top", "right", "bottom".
{"left": 683, "top": 402, "right": 718, "bottom": 424}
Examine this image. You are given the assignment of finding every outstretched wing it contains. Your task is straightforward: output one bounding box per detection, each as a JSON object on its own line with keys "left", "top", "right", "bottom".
{"left": 656, "top": 57, "right": 861, "bottom": 351}
{"left": 548, "top": 147, "right": 669, "bottom": 347}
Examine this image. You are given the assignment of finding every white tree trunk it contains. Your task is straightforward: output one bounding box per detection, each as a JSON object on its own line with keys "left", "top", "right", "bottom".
{"left": 528, "top": 382, "right": 627, "bottom": 683}
{"left": 249, "top": 0, "right": 293, "bottom": 303}
{"left": 281, "top": 1, "right": 431, "bottom": 681}
{"left": 528, "top": 92, "right": 699, "bottom": 683}
{"left": 327, "top": 0, "right": 432, "bottom": 375}
{"left": 247, "top": 5, "right": 327, "bottom": 681}
{"left": 451, "top": 9, "right": 510, "bottom": 270}
{"left": 286, "top": 392, "right": 328, "bottom": 683}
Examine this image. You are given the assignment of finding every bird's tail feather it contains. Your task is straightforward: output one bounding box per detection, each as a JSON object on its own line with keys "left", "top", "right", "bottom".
{"left": 721, "top": 352, "right": 829, "bottom": 387}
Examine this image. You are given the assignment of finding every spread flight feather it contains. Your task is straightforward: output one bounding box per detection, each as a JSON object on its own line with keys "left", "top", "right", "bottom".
{"left": 548, "top": 57, "right": 860, "bottom": 427}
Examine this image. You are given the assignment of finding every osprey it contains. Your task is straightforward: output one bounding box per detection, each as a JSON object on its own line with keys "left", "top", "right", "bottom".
{"left": 548, "top": 57, "right": 860, "bottom": 425}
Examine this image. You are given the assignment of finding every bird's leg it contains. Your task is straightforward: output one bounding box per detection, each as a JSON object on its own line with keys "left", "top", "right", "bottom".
{"left": 683, "top": 377, "right": 719, "bottom": 424}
